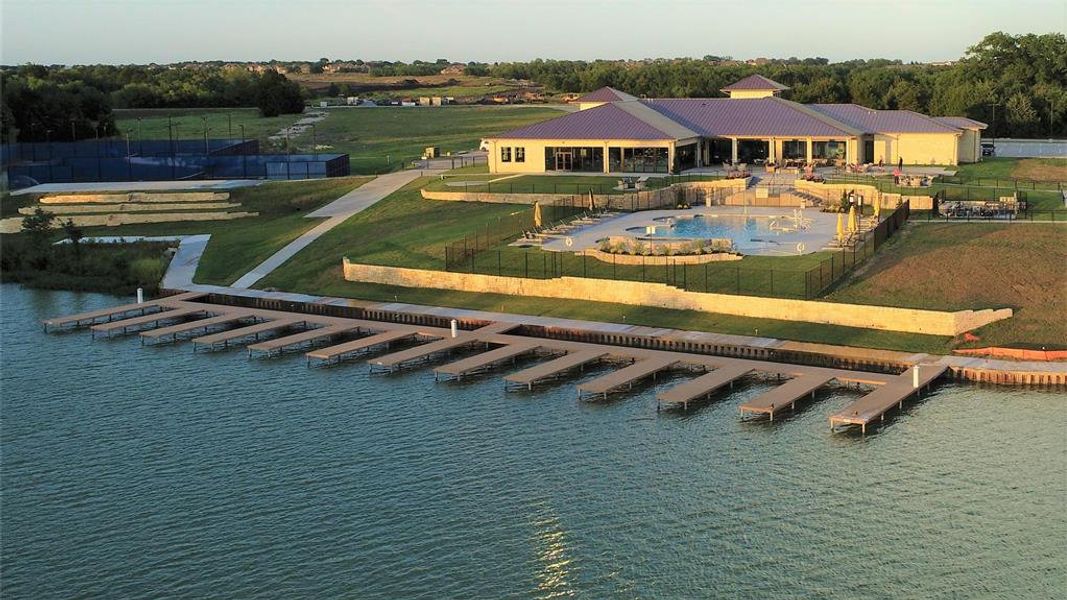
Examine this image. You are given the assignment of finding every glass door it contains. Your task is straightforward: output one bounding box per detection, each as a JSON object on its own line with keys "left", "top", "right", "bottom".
{"left": 554, "top": 150, "right": 573, "bottom": 171}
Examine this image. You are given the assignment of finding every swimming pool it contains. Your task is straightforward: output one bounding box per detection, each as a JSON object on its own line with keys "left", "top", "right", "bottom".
{"left": 627, "top": 214, "right": 792, "bottom": 253}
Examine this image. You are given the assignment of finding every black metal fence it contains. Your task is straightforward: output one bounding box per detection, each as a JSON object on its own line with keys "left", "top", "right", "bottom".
{"left": 443, "top": 197, "right": 590, "bottom": 270}
{"left": 443, "top": 200, "right": 911, "bottom": 299}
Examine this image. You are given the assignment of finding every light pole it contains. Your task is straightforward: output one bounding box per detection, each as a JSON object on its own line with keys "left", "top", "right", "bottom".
{"left": 137, "top": 117, "right": 143, "bottom": 154}
{"left": 990, "top": 101, "right": 999, "bottom": 144}
{"left": 227, "top": 112, "right": 233, "bottom": 137}
{"left": 201, "top": 116, "right": 209, "bottom": 153}
{"left": 310, "top": 123, "right": 317, "bottom": 149}
{"left": 70, "top": 118, "right": 76, "bottom": 142}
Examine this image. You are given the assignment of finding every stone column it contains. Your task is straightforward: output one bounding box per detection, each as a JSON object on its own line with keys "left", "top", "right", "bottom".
{"left": 731, "top": 138, "right": 739, "bottom": 163}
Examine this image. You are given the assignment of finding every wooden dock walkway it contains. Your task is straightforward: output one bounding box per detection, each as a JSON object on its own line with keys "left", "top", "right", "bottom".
{"left": 306, "top": 329, "right": 419, "bottom": 365}
{"left": 369, "top": 336, "right": 479, "bottom": 372}
{"left": 43, "top": 292, "right": 204, "bottom": 330}
{"left": 191, "top": 318, "right": 302, "bottom": 350}
{"left": 739, "top": 374, "right": 834, "bottom": 420}
{"left": 656, "top": 365, "right": 752, "bottom": 410}
{"left": 434, "top": 343, "right": 541, "bottom": 381}
{"left": 829, "top": 365, "right": 949, "bottom": 433}
{"left": 247, "top": 325, "right": 359, "bottom": 358}
{"left": 140, "top": 312, "right": 255, "bottom": 343}
{"left": 577, "top": 357, "right": 678, "bottom": 399}
{"left": 90, "top": 306, "right": 208, "bottom": 337}
{"left": 504, "top": 350, "right": 607, "bottom": 390}
{"left": 368, "top": 323, "right": 520, "bottom": 372}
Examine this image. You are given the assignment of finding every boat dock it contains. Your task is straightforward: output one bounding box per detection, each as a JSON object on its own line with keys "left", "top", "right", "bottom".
{"left": 45, "top": 294, "right": 982, "bottom": 434}
{"left": 504, "top": 350, "right": 607, "bottom": 390}
{"left": 577, "top": 357, "right": 678, "bottom": 400}
{"left": 43, "top": 292, "right": 204, "bottom": 331}
{"left": 140, "top": 312, "right": 256, "bottom": 344}
{"left": 307, "top": 330, "right": 420, "bottom": 366}
{"left": 738, "top": 374, "right": 835, "bottom": 421}
{"left": 657, "top": 365, "right": 752, "bottom": 410}
{"left": 368, "top": 323, "right": 520, "bottom": 373}
{"left": 246, "top": 325, "right": 360, "bottom": 358}
{"left": 434, "top": 343, "right": 542, "bottom": 381}
{"left": 829, "top": 365, "right": 949, "bottom": 433}
{"left": 191, "top": 317, "right": 303, "bottom": 350}
{"left": 90, "top": 306, "right": 208, "bottom": 338}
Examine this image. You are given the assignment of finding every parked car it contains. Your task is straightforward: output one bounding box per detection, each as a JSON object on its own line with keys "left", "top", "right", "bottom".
{"left": 981, "top": 142, "right": 996, "bottom": 156}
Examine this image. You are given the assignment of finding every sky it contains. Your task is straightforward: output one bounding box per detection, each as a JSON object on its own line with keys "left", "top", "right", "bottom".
{"left": 1, "top": 0, "right": 1064, "bottom": 65}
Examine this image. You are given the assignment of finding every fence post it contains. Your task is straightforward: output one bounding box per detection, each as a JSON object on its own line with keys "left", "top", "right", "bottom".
{"left": 525, "top": 252, "right": 529, "bottom": 278}
{"left": 497, "top": 250, "right": 501, "bottom": 276}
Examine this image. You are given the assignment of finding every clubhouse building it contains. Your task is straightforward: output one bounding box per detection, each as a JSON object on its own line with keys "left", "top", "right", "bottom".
{"left": 485, "top": 75, "right": 987, "bottom": 174}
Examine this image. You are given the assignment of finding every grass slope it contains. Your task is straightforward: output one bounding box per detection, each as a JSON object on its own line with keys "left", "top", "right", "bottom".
{"left": 828, "top": 223, "right": 1067, "bottom": 349}
{"left": 258, "top": 180, "right": 950, "bottom": 353}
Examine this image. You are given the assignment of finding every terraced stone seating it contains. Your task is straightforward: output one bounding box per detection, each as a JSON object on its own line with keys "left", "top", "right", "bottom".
{"left": 0, "top": 190, "right": 257, "bottom": 233}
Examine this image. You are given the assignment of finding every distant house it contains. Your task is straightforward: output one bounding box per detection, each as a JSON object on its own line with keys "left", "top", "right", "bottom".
{"left": 482, "top": 74, "right": 987, "bottom": 175}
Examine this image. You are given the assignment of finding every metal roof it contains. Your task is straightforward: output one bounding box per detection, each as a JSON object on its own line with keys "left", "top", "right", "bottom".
{"left": 721, "top": 74, "right": 790, "bottom": 92}
{"left": 645, "top": 97, "right": 857, "bottom": 137}
{"left": 575, "top": 86, "right": 638, "bottom": 103}
{"left": 492, "top": 102, "right": 678, "bottom": 140}
{"left": 932, "top": 116, "right": 988, "bottom": 130}
{"left": 809, "top": 104, "right": 962, "bottom": 134}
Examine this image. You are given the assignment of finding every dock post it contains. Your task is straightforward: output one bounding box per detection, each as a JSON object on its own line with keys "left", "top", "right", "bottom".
{"left": 913, "top": 365, "right": 920, "bottom": 389}
{"left": 451, "top": 319, "right": 458, "bottom": 338}
{"left": 137, "top": 288, "right": 144, "bottom": 304}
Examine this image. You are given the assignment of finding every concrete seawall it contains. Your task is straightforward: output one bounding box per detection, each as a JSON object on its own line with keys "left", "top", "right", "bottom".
{"left": 342, "top": 259, "right": 1012, "bottom": 337}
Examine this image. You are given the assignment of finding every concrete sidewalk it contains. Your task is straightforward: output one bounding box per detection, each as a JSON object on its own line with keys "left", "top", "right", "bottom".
{"left": 231, "top": 170, "right": 424, "bottom": 288}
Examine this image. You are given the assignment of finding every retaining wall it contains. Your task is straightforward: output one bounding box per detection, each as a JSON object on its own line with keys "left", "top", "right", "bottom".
{"left": 342, "top": 259, "right": 1012, "bottom": 336}
{"left": 794, "top": 179, "right": 933, "bottom": 210}
{"left": 420, "top": 178, "right": 748, "bottom": 208}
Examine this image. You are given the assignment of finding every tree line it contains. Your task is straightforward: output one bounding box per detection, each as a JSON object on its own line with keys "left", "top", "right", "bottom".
{"left": 1, "top": 65, "right": 304, "bottom": 142}
{"left": 484, "top": 32, "right": 1067, "bottom": 138}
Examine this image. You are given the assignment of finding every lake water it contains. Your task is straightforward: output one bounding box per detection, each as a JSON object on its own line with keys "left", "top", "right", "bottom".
{"left": 2, "top": 284, "right": 1065, "bottom": 598}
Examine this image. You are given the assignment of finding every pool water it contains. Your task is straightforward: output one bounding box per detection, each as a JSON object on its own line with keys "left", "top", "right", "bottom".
{"left": 629, "top": 214, "right": 786, "bottom": 252}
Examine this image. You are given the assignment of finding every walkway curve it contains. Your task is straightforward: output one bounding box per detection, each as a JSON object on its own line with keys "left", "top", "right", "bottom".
{"left": 231, "top": 170, "right": 424, "bottom": 289}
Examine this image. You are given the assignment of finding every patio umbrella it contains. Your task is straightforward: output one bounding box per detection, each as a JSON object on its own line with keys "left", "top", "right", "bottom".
{"left": 533, "top": 201, "right": 543, "bottom": 229}
{"left": 588, "top": 190, "right": 595, "bottom": 212}
{"left": 847, "top": 204, "right": 858, "bottom": 233}
{"left": 873, "top": 198, "right": 881, "bottom": 220}
{"left": 836, "top": 212, "right": 845, "bottom": 243}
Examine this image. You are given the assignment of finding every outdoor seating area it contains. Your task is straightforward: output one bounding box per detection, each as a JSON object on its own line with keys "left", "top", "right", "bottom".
{"left": 938, "top": 200, "right": 1021, "bottom": 219}
{"left": 722, "top": 162, "right": 750, "bottom": 179}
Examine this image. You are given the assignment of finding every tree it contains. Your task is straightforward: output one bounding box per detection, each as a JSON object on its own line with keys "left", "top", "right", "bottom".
{"left": 1005, "top": 92, "right": 1039, "bottom": 136}
{"left": 255, "top": 70, "right": 304, "bottom": 117}
{"left": 62, "top": 218, "right": 84, "bottom": 257}
{"left": 22, "top": 208, "right": 56, "bottom": 252}
{"left": 326, "top": 83, "right": 341, "bottom": 97}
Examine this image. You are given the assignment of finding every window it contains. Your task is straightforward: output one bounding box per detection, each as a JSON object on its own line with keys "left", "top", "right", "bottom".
{"left": 501, "top": 147, "right": 512, "bottom": 162}
{"left": 515, "top": 147, "right": 525, "bottom": 163}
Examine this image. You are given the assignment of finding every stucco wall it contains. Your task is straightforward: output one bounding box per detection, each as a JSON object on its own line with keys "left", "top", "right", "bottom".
{"left": 957, "top": 129, "right": 981, "bottom": 163}
{"left": 895, "top": 133, "right": 960, "bottom": 165}
{"left": 487, "top": 138, "right": 675, "bottom": 174}
{"left": 342, "top": 260, "right": 1012, "bottom": 336}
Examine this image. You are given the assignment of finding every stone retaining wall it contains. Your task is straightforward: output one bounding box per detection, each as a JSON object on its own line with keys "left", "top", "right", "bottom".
{"left": 19, "top": 202, "right": 241, "bottom": 215}
{"left": 794, "top": 179, "right": 933, "bottom": 210}
{"left": 342, "top": 259, "right": 1012, "bottom": 336}
{"left": 579, "top": 248, "right": 742, "bottom": 265}
{"left": 39, "top": 191, "right": 230, "bottom": 204}
{"left": 420, "top": 178, "right": 748, "bottom": 209}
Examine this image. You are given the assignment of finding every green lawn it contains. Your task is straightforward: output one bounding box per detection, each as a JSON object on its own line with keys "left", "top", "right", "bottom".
{"left": 113, "top": 108, "right": 302, "bottom": 148}
{"left": 953, "top": 157, "right": 1067, "bottom": 185}
{"left": 828, "top": 222, "right": 1067, "bottom": 349}
{"left": 284, "top": 106, "right": 563, "bottom": 174}
{"left": 78, "top": 176, "right": 370, "bottom": 285}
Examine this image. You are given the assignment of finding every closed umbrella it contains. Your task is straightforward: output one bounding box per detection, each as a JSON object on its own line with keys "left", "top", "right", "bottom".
{"left": 847, "top": 204, "right": 858, "bottom": 233}
{"left": 588, "top": 190, "right": 595, "bottom": 212}
{"left": 836, "top": 212, "right": 845, "bottom": 243}
{"left": 533, "top": 201, "right": 543, "bottom": 229}
{"left": 873, "top": 197, "right": 881, "bottom": 220}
